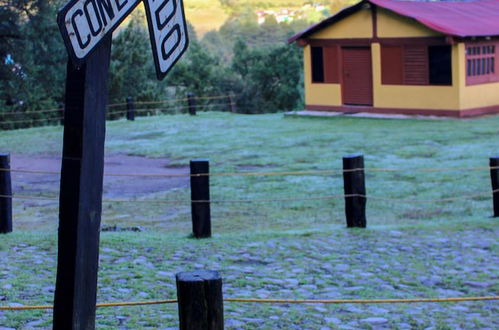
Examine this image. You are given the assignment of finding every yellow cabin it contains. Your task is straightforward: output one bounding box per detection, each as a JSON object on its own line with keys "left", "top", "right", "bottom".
{"left": 289, "top": 0, "right": 499, "bottom": 117}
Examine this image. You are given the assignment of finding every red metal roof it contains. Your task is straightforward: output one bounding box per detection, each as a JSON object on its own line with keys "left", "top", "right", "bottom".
{"left": 289, "top": 0, "right": 499, "bottom": 42}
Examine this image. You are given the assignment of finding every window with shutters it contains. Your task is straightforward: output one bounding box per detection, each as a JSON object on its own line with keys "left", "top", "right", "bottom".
{"left": 381, "top": 44, "right": 452, "bottom": 86}
{"left": 466, "top": 42, "right": 498, "bottom": 85}
{"left": 311, "top": 46, "right": 340, "bottom": 84}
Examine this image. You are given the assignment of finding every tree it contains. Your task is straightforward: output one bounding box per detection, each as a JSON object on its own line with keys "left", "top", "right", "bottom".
{"left": 232, "top": 39, "right": 303, "bottom": 113}
{"left": 109, "top": 10, "right": 162, "bottom": 105}
{"left": 1, "top": 0, "right": 66, "bottom": 118}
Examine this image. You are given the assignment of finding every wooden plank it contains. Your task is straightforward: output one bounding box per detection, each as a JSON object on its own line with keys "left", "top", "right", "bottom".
{"left": 52, "top": 35, "right": 112, "bottom": 329}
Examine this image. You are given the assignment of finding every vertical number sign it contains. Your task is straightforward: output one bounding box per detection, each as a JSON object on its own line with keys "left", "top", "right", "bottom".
{"left": 144, "top": 0, "right": 189, "bottom": 80}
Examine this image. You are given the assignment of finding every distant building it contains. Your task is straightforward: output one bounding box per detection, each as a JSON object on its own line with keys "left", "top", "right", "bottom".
{"left": 289, "top": 0, "right": 499, "bottom": 117}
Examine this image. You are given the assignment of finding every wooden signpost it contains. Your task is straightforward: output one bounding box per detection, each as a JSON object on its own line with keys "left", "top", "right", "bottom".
{"left": 54, "top": 1, "right": 188, "bottom": 328}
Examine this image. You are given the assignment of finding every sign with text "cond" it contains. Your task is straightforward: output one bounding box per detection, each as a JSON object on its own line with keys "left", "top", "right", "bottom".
{"left": 58, "top": 0, "right": 141, "bottom": 64}
{"left": 57, "top": 0, "right": 188, "bottom": 80}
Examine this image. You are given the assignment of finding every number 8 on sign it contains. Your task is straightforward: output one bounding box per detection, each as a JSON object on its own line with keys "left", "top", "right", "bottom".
{"left": 144, "top": 0, "right": 189, "bottom": 80}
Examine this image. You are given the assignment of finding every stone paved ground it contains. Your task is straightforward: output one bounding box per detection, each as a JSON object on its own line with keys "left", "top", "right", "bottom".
{"left": 0, "top": 221, "right": 497, "bottom": 329}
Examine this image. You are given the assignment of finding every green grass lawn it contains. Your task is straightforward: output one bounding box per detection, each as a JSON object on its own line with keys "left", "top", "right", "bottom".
{"left": 1, "top": 112, "right": 497, "bottom": 233}
{"left": 1, "top": 112, "right": 498, "bottom": 328}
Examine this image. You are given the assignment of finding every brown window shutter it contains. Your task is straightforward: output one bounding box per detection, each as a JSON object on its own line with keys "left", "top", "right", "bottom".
{"left": 403, "top": 46, "right": 429, "bottom": 85}
{"left": 323, "top": 46, "right": 340, "bottom": 83}
{"left": 381, "top": 45, "right": 403, "bottom": 84}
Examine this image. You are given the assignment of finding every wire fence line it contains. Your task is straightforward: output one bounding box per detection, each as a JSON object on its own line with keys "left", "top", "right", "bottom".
{"left": 2, "top": 189, "right": 497, "bottom": 205}
{"left": 1, "top": 103, "right": 233, "bottom": 126}
{"left": 2, "top": 166, "right": 498, "bottom": 178}
{"left": 0, "top": 94, "right": 234, "bottom": 128}
{"left": 1, "top": 296, "right": 497, "bottom": 311}
{"left": 0, "top": 108, "right": 61, "bottom": 116}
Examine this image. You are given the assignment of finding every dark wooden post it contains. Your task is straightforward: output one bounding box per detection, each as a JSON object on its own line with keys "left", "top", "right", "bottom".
{"left": 0, "top": 153, "right": 12, "bottom": 234}
{"left": 190, "top": 159, "right": 211, "bottom": 238}
{"left": 52, "top": 36, "right": 112, "bottom": 329}
{"left": 343, "top": 154, "right": 366, "bottom": 228}
{"left": 126, "top": 96, "right": 135, "bottom": 121}
{"left": 187, "top": 92, "right": 196, "bottom": 115}
{"left": 176, "top": 270, "right": 223, "bottom": 330}
{"left": 59, "top": 103, "right": 65, "bottom": 126}
{"left": 226, "top": 95, "right": 232, "bottom": 112}
{"left": 490, "top": 157, "right": 499, "bottom": 217}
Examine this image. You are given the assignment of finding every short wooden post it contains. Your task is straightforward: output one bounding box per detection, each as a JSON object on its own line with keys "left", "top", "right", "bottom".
{"left": 343, "top": 154, "right": 366, "bottom": 228}
{"left": 59, "top": 103, "right": 65, "bottom": 126}
{"left": 190, "top": 159, "right": 211, "bottom": 238}
{"left": 126, "top": 96, "right": 135, "bottom": 121}
{"left": 0, "top": 153, "right": 12, "bottom": 234}
{"left": 176, "top": 270, "right": 223, "bottom": 330}
{"left": 228, "top": 94, "right": 236, "bottom": 113}
{"left": 490, "top": 157, "right": 499, "bottom": 217}
{"left": 226, "top": 95, "right": 232, "bottom": 112}
{"left": 187, "top": 92, "right": 196, "bottom": 115}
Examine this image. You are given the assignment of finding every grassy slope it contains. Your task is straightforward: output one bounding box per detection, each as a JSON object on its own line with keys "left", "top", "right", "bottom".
{"left": 184, "top": 0, "right": 229, "bottom": 36}
{"left": 184, "top": 0, "right": 336, "bottom": 36}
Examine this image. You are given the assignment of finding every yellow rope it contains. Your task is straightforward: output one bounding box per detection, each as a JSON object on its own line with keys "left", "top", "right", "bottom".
{"left": 1, "top": 296, "right": 497, "bottom": 310}
{"left": 225, "top": 296, "right": 499, "bottom": 304}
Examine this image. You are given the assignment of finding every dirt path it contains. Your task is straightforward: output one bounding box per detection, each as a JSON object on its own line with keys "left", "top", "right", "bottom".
{"left": 10, "top": 153, "right": 189, "bottom": 198}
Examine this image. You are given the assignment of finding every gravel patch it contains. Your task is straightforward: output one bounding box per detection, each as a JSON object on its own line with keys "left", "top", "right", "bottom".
{"left": 0, "top": 224, "right": 497, "bottom": 329}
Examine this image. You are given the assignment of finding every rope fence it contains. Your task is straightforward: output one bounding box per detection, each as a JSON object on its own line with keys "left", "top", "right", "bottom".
{"left": 2, "top": 166, "right": 499, "bottom": 177}
{"left": 0, "top": 94, "right": 234, "bottom": 129}
{"left": 1, "top": 190, "right": 498, "bottom": 205}
{"left": 2, "top": 154, "right": 499, "bottom": 236}
{"left": 2, "top": 296, "right": 497, "bottom": 311}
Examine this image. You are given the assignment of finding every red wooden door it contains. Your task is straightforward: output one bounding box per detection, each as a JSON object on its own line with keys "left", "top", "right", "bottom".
{"left": 342, "top": 47, "right": 373, "bottom": 106}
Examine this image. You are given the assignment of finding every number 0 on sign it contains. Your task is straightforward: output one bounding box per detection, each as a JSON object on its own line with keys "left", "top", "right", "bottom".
{"left": 144, "top": 0, "right": 189, "bottom": 80}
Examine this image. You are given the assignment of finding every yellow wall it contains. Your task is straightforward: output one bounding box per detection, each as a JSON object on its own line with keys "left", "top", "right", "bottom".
{"left": 303, "top": 45, "right": 342, "bottom": 106}
{"left": 377, "top": 8, "right": 441, "bottom": 38}
{"left": 310, "top": 8, "right": 373, "bottom": 39}
{"left": 372, "top": 43, "right": 460, "bottom": 110}
{"left": 455, "top": 43, "right": 499, "bottom": 110}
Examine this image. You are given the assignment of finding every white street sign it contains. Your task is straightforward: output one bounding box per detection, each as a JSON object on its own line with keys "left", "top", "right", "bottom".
{"left": 143, "top": 0, "right": 189, "bottom": 80}
{"left": 58, "top": 0, "right": 141, "bottom": 64}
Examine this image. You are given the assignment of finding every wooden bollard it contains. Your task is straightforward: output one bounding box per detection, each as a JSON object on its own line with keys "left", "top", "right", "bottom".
{"left": 343, "top": 154, "right": 366, "bottom": 228}
{"left": 490, "top": 157, "right": 499, "bottom": 217}
{"left": 126, "top": 96, "right": 135, "bottom": 121}
{"left": 190, "top": 159, "right": 211, "bottom": 238}
{"left": 187, "top": 93, "right": 196, "bottom": 115}
{"left": 0, "top": 153, "right": 12, "bottom": 233}
{"left": 176, "top": 270, "right": 223, "bottom": 330}
{"left": 59, "top": 103, "right": 65, "bottom": 126}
